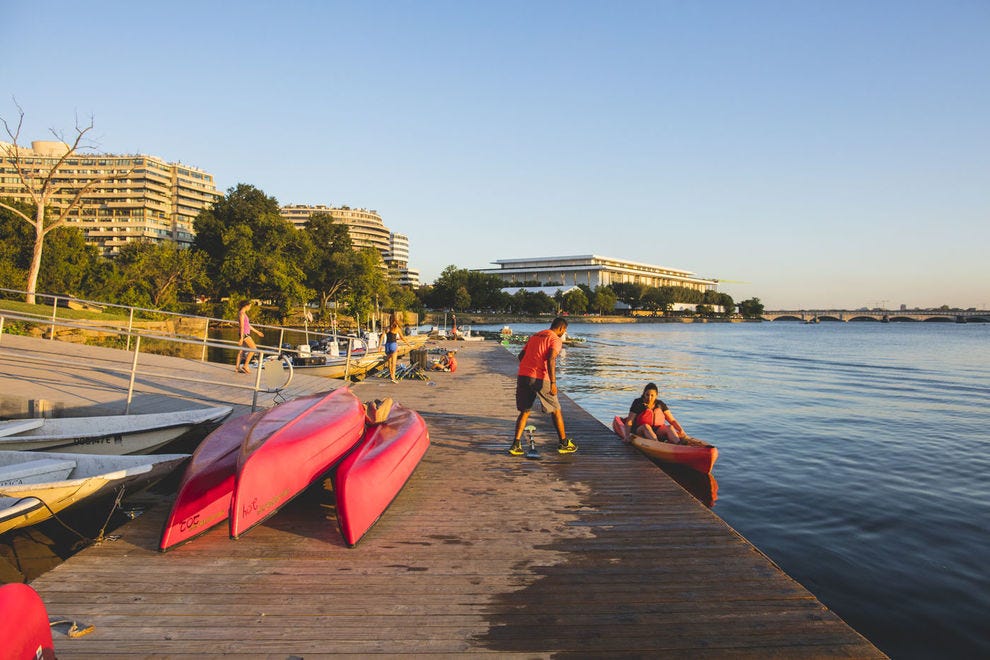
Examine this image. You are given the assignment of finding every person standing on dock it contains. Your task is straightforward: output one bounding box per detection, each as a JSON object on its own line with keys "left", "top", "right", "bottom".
{"left": 235, "top": 300, "right": 264, "bottom": 374}
{"left": 384, "top": 317, "right": 409, "bottom": 383}
{"left": 510, "top": 317, "right": 577, "bottom": 455}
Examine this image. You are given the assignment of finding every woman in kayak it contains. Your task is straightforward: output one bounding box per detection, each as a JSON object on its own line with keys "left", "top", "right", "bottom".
{"left": 622, "top": 382, "right": 687, "bottom": 444}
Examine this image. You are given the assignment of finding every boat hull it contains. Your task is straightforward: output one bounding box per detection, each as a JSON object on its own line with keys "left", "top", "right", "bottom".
{"left": 335, "top": 403, "right": 430, "bottom": 546}
{"left": 230, "top": 388, "right": 365, "bottom": 539}
{"left": 0, "top": 406, "right": 232, "bottom": 454}
{"left": 159, "top": 409, "right": 267, "bottom": 551}
{"left": 0, "top": 451, "right": 189, "bottom": 535}
{"left": 611, "top": 416, "right": 718, "bottom": 474}
{"left": 0, "top": 583, "right": 55, "bottom": 660}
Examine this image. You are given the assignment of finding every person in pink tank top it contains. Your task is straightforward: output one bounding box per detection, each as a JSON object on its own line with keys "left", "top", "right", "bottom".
{"left": 235, "top": 300, "right": 264, "bottom": 374}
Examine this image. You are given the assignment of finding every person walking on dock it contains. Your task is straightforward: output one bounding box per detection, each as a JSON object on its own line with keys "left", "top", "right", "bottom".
{"left": 510, "top": 317, "right": 577, "bottom": 455}
{"left": 235, "top": 300, "right": 264, "bottom": 374}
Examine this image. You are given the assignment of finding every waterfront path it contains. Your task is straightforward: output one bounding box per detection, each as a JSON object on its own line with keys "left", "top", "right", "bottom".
{"left": 4, "top": 335, "right": 883, "bottom": 657}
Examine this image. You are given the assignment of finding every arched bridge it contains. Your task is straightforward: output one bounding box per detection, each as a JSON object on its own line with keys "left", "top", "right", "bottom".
{"left": 761, "top": 309, "right": 990, "bottom": 323}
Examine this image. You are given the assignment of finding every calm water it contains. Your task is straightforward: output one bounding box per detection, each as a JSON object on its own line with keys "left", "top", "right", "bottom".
{"left": 483, "top": 321, "right": 989, "bottom": 659}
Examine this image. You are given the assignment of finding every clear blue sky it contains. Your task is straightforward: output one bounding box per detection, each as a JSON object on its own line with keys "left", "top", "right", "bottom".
{"left": 4, "top": 1, "right": 988, "bottom": 309}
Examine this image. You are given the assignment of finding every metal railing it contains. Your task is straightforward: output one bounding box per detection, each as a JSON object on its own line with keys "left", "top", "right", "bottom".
{"left": 0, "top": 307, "right": 294, "bottom": 413}
{"left": 0, "top": 287, "right": 370, "bottom": 380}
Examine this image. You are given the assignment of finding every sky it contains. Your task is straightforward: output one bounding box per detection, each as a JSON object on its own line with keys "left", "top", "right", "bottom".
{"left": 3, "top": 1, "right": 988, "bottom": 310}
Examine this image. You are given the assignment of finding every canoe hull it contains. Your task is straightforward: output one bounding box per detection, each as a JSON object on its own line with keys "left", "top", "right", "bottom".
{"left": 335, "top": 403, "right": 430, "bottom": 546}
{"left": 230, "top": 388, "right": 365, "bottom": 539}
{"left": 0, "top": 406, "right": 231, "bottom": 454}
{"left": 159, "top": 410, "right": 266, "bottom": 551}
{"left": 0, "top": 583, "right": 55, "bottom": 660}
{"left": 0, "top": 451, "right": 189, "bottom": 535}
{"left": 611, "top": 416, "right": 718, "bottom": 474}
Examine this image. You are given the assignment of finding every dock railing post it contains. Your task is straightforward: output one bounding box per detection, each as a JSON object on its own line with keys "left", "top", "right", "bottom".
{"left": 50, "top": 295, "right": 58, "bottom": 341}
{"left": 125, "top": 335, "right": 141, "bottom": 414}
{"left": 126, "top": 307, "right": 135, "bottom": 351}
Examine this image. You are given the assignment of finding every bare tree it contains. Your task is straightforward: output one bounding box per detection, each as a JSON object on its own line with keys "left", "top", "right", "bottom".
{"left": 0, "top": 101, "right": 132, "bottom": 304}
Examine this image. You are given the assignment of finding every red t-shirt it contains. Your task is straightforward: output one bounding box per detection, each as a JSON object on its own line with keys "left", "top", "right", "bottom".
{"left": 447, "top": 355, "right": 457, "bottom": 372}
{"left": 517, "top": 329, "right": 561, "bottom": 380}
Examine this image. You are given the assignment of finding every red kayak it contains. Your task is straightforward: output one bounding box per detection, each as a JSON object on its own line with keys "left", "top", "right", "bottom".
{"left": 0, "top": 583, "right": 55, "bottom": 660}
{"left": 334, "top": 402, "right": 430, "bottom": 547}
{"left": 230, "top": 388, "right": 365, "bottom": 539}
{"left": 612, "top": 416, "right": 718, "bottom": 474}
{"left": 159, "top": 409, "right": 266, "bottom": 551}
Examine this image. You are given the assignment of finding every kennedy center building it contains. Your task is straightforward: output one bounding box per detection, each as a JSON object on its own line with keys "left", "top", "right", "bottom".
{"left": 479, "top": 255, "right": 717, "bottom": 293}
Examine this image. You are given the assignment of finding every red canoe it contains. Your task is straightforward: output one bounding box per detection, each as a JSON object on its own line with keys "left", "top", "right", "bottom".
{"left": 612, "top": 416, "right": 718, "bottom": 474}
{"left": 159, "top": 409, "right": 267, "bottom": 551}
{"left": 0, "top": 583, "right": 55, "bottom": 660}
{"left": 334, "top": 402, "right": 430, "bottom": 546}
{"left": 230, "top": 388, "right": 365, "bottom": 539}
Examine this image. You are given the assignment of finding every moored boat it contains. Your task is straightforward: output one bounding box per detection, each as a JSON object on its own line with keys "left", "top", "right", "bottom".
{"left": 0, "top": 583, "right": 55, "bottom": 660}
{"left": 611, "top": 416, "right": 718, "bottom": 474}
{"left": 334, "top": 401, "right": 430, "bottom": 546}
{"left": 0, "top": 406, "right": 232, "bottom": 454}
{"left": 230, "top": 388, "right": 365, "bottom": 539}
{"left": 0, "top": 450, "right": 189, "bottom": 535}
{"left": 158, "top": 409, "right": 267, "bottom": 551}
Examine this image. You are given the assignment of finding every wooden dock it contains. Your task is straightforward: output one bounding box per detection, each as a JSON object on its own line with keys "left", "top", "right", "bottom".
{"left": 3, "top": 336, "right": 884, "bottom": 657}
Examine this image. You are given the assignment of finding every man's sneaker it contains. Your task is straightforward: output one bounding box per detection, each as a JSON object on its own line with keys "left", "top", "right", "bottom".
{"left": 508, "top": 440, "right": 524, "bottom": 456}
{"left": 557, "top": 438, "right": 578, "bottom": 454}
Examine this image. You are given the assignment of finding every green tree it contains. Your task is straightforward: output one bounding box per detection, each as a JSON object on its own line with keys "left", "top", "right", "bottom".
{"left": 0, "top": 199, "right": 105, "bottom": 297}
{"left": 591, "top": 286, "right": 617, "bottom": 315}
{"left": 304, "top": 212, "right": 355, "bottom": 311}
{"left": 193, "top": 184, "right": 313, "bottom": 315}
{"left": 738, "top": 297, "right": 765, "bottom": 319}
{"left": 341, "top": 248, "right": 390, "bottom": 323}
{"left": 107, "top": 241, "right": 208, "bottom": 309}
{"left": 561, "top": 288, "right": 589, "bottom": 314}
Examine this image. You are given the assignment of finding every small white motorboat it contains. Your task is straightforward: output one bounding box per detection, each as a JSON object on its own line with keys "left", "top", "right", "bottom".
{"left": 0, "top": 450, "right": 190, "bottom": 535}
{"left": 0, "top": 406, "right": 232, "bottom": 454}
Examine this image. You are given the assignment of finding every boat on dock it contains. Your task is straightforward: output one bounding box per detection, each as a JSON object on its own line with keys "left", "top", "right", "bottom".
{"left": 611, "top": 416, "right": 718, "bottom": 474}
{"left": 0, "top": 406, "right": 232, "bottom": 454}
{"left": 0, "top": 583, "right": 55, "bottom": 660}
{"left": 158, "top": 409, "right": 266, "bottom": 551}
{"left": 0, "top": 450, "right": 189, "bottom": 535}
{"left": 333, "top": 401, "right": 430, "bottom": 546}
{"left": 232, "top": 389, "right": 367, "bottom": 538}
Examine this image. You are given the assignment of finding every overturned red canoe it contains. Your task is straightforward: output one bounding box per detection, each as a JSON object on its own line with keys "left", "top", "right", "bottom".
{"left": 335, "top": 402, "right": 430, "bottom": 546}
{"left": 0, "top": 583, "right": 55, "bottom": 660}
{"left": 612, "top": 416, "right": 718, "bottom": 474}
{"left": 230, "top": 388, "right": 365, "bottom": 539}
{"left": 159, "top": 409, "right": 266, "bottom": 551}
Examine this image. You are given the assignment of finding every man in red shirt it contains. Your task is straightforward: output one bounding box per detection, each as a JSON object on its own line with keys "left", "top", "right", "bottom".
{"left": 510, "top": 317, "right": 577, "bottom": 455}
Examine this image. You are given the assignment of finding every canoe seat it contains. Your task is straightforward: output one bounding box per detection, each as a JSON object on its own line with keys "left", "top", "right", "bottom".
{"left": 0, "top": 459, "right": 77, "bottom": 487}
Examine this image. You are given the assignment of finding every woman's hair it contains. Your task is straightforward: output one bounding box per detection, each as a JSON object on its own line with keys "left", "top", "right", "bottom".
{"left": 238, "top": 299, "right": 252, "bottom": 312}
{"left": 643, "top": 382, "right": 659, "bottom": 395}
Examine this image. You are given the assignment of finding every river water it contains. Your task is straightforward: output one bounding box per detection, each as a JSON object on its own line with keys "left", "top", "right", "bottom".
{"left": 478, "top": 320, "right": 989, "bottom": 659}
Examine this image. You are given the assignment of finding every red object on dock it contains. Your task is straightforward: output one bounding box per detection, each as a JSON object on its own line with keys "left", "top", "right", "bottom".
{"left": 612, "top": 416, "right": 718, "bottom": 474}
{"left": 0, "top": 583, "right": 55, "bottom": 660}
{"left": 159, "top": 409, "right": 265, "bottom": 551}
{"left": 230, "top": 388, "right": 365, "bottom": 539}
{"left": 335, "top": 403, "right": 430, "bottom": 546}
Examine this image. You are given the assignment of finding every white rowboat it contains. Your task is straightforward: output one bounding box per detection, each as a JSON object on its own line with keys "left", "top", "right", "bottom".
{"left": 0, "top": 406, "right": 232, "bottom": 454}
{"left": 0, "top": 450, "right": 190, "bottom": 535}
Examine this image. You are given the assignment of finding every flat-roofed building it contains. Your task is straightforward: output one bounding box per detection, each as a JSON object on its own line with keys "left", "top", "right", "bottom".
{"left": 0, "top": 140, "right": 220, "bottom": 255}
{"left": 478, "top": 255, "right": 718, "bottom": 293}
{"left": 281, "top": 204, "right": 420, "bottom": 285}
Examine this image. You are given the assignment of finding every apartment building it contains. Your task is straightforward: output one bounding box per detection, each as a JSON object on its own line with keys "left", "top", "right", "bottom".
{"left": 0, "top": 140, "right": 220, "bottom": 255}
{"left": 281, "top": 204, "right": 420, "bottom": 286}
